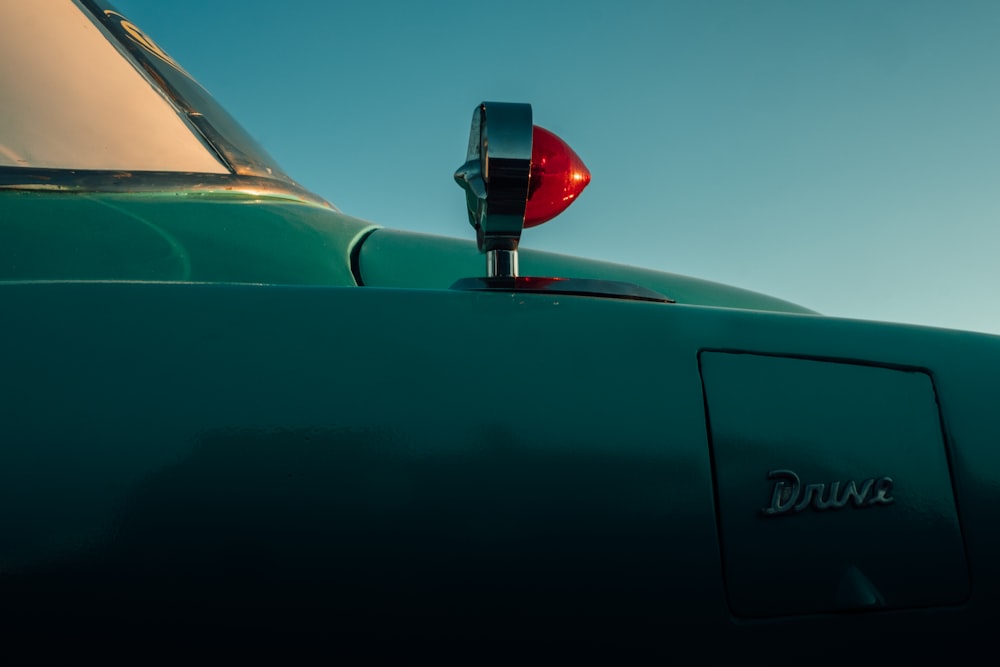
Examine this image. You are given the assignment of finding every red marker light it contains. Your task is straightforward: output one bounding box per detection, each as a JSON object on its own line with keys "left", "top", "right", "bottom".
{"left": 524, "top": 125, "right": 591, "bottom": 228}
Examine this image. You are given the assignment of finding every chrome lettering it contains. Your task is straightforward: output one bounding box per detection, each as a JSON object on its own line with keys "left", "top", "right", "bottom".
{"left": 869, "top": 477, "right": 895, "bottom": 506}
{"left": 761, "top": 470, "right": 895, "bottom": 517}
{"left": 840, "top": 479, "right": 874, "bottom": 507}
{"left": 794, "top": 482, "right": 829, "bottom": 512}
{"left": 762, "top": 469, "right": 800, "bottom": 516}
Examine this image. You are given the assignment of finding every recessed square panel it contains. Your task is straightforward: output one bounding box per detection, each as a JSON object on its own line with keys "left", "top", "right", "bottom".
{"left": 700, "top": 352, "right": 969, "bottom": 618}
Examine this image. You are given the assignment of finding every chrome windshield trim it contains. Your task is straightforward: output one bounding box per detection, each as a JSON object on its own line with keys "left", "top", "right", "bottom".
{"left": 77, "top": 0, "right": 304, "bottom": 187}
{"left": 0, "top": 167, "right": 335, "bottom": 208}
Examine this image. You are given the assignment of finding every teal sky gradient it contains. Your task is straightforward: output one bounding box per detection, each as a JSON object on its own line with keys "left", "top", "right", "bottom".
{"left": 115, "top": 0, "right": 1000, "bottom": 335}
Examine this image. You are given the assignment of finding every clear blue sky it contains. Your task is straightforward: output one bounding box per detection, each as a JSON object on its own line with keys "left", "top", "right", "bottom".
{"left": 115, "top": 0, "right": 1000, "bottom": 335}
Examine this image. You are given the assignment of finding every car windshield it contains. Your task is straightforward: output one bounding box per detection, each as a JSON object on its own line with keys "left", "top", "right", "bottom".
{"left": 0, "top": 0, "right": 321, "bottom": 203}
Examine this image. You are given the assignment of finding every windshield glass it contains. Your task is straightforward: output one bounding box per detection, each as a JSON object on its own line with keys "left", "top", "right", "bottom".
{"left": 0, "top": 0, "right": 300, "bottom": 190}
{"left": 0, "top": 1, "right": 227, "bottom": 173}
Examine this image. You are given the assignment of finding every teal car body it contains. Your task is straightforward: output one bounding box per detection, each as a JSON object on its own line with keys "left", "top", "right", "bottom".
{"left": 2, "top": 1, "right": 997, "bottom": 661}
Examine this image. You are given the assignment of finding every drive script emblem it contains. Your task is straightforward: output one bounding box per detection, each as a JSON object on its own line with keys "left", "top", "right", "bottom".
{"left": 761, "top": 469, "right": 894, "bottom": 517}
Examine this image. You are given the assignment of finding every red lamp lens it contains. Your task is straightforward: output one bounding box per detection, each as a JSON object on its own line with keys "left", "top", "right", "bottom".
{"left": 524, "top": 125, "right": 591, "bottom": 228}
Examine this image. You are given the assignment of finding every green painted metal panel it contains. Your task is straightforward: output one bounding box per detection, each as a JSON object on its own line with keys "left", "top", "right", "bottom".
{"left": 702, "top": 352, "right": 968, "bottom": 617}
{"left": 1, "top": 281, "right": 998, "bottom": 659}
{"left": 0, "top": 191, "right": 374, "bottom": 285}
{"left": 0, "top": 282, "right": 718, "bottom": 657}
{"left": 357, "top": 227, "right": 815, "bottom": 314}
{"left": 1, "top": 191, "right": 816, "bottom": 317}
